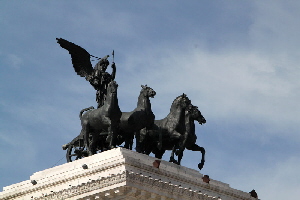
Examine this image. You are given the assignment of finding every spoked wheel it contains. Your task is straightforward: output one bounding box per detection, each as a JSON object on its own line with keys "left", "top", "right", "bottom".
{"left": 66, "top": 144, "right": 88, "bottom": 162}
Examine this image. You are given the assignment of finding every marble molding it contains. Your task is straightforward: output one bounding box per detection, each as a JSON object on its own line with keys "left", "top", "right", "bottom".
{"left": 0, "top": 148, "right": 256, "bottom": 200}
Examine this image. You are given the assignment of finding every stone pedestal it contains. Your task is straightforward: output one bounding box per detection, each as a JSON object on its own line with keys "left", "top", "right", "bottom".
{"left": 0, "top": 148, "right": 256, "bottom": 200}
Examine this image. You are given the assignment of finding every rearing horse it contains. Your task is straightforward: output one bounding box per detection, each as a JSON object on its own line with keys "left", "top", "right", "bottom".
{"left": 79, "top": 81, "right": 122, "bottom": 155}
{"left": 170, "top": 104, "right": 206, "bottom": 169}
{"left": 118, "top": 85, "right": 156, "bottom": 150}
{"left": 139, "top": 94, "right": 191, "bottom": 157}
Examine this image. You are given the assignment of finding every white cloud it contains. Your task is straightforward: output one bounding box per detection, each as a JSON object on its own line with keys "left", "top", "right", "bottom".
{"left": 121, "top": 45, "right": 300, "bottom": 129}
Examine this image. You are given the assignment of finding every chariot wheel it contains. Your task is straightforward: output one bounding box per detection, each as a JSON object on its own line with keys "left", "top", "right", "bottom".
{"left": 66, "top": 144, "right": 88, "bottom": 162}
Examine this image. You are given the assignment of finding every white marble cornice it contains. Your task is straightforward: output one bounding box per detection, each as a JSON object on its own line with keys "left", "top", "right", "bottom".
{"left": 0, "top": 148, "right": 255, "bottom": 200}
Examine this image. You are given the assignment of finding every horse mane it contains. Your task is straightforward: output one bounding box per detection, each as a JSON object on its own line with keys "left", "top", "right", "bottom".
{"left": 170, "top": 95, "right": 182, "bottom": 112}
{"left": 164, "top": 94, "right": 187, "bottom": 130}
{"left": 137, "top": 86, "right": 146, "bottom": 102}
{"left": 102, "top": 81, "right": 118, "bottom": 110}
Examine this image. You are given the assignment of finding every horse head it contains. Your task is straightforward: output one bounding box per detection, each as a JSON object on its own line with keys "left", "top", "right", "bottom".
{"left": 141, "top": 85, "right": 156, "bottom": 98}
{"left": 107, "top": 81, "right": 118, "bottom": 94}
{"left": 188, "top": 105, "right": 206, "bottom": 125}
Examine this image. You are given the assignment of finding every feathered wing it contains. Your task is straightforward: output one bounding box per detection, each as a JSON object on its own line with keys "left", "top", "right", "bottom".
{"left": 56, "top": 38, "right": 93, "bottom": 77}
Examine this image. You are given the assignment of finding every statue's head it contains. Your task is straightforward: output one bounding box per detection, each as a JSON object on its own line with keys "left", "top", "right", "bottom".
{"left": 100, "top": 59, "right": 109, "bottom": 71}
{"left": 94, "top": 55, "right": 110, "bottom": 71}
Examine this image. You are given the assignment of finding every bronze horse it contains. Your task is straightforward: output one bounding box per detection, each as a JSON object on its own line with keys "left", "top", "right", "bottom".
{"left": 79, "top": 81, "right": 122, "bottom": 155}
{"left": 139, "top": 94, "right": 191, "bottom": 155}
{"left": 117, "top": 85, "right": 156, "bottom": 150}
{"left": 140, "top": 95, "right": 206, "bottom": 170}
{"left": 170, "top": 104, "right": 206, "bottom": 169}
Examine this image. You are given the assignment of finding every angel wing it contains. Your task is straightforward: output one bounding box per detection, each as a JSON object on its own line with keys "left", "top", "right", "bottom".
{"left": 56, "top": 38, "right": 93, "bottom": 78}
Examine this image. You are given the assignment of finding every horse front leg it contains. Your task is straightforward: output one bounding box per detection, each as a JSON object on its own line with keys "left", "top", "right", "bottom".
{"left": 170, "top": 130, "right": 186, "bottom": 165}
{"left": 135, "top": 130, "right": 141, "bottom": 152}
{"left": 124, "top": 132, "right": 134, "bottom": 150}
{"left": 169, "top": 145, "right": 184, "bottom": 165}
{"left": 186, "top": 144, "right": 205, "bottom": 170}
{"left": 177, "top": 148, "right": 184, "bottom": 165}
{"left": 108, "top": 120, "right": 118, "bottom": 149}
{"left": 169, "top": 145, "right": 179, "bottom": 164}
{"left": 198, "top": 146, "right": 205, "bottom": 170}
{"left": 136, "top": 128, "right": 148, "bottom": 153}
{"left": 153, "top": 148, "right": 165, "bottom": 159}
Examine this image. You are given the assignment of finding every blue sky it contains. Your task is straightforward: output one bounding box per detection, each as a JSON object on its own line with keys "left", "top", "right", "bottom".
{"left": 1, "top": 1, "right": 300, "bottom": 199}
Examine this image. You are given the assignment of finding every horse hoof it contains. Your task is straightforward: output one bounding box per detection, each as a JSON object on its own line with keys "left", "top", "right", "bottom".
{"left": 108, "top": 145, "right": 116, "bottom": 150}
{"left": 169, "top": 158, "right": 179, "bottom": 165}
{"left": 198, "top": 163, "right": 204, "bottom": 170}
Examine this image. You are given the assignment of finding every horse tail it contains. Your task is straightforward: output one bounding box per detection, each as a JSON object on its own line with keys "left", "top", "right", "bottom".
{"left": 79, "top": 106, "right": 95, "bottom": 120}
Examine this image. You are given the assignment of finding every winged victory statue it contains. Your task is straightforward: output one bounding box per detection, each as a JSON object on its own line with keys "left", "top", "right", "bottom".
{"left": 56, "top": 38, "right": 116, "bottom": 108}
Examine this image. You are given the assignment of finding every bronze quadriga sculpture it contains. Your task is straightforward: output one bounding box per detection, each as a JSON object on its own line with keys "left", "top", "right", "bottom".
{"left": 57, "top": 38, "right": 206, "bottom": 170}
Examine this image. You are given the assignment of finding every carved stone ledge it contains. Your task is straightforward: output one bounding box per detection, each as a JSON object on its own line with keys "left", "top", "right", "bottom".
{"left": 31, "top": 171, "right": 219, "bottom": 200}
{"left": 0, "top": 148, "right": 254, "bottom": 200}
{"left": 126, "top": 171, "right": 219, "bottom": 200}
{"left": 33, "top": 172, "right": 126, "bottom": 200}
